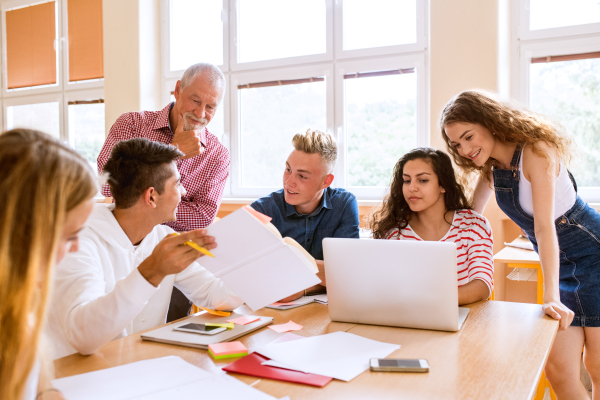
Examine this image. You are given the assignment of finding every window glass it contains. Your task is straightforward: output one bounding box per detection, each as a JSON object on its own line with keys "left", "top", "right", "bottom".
{"left": 7, "top": 102, "right": 60, "bottom": 139}
{"left": 345, "top": 72, "right": 417, "bottom": 187}
{"left": 530, "top": 58, "right": 600, "bottom": 186}
{"left": 239, "top": 80, "right": 326, "bottom": 187}
{"left": 238, "top": 0, "right": 326, "bottom": 63}
{"left": 68, "top": 102, "right": 105, "bottom": 171}
{"left": 530, "top": 0, "right": 600, "bottom": 31}
{"left": 170, "top": 0, "right": 223, "bottom": 70}
{"left": 343, "top": 0, "right": 416, "bottom": 50}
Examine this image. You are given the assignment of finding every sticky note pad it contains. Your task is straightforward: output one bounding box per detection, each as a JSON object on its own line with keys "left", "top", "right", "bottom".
{"left": 198, "top": 306, "right": 231, "bottom": 316}
{"left": 227, "top": 316, "right": 261, "bottom": 325}
{"left": 205, "top": 322, "right": 234, "bottom": 329}
{"left": 208, "top": 341, "right": 248, "bottom": 359}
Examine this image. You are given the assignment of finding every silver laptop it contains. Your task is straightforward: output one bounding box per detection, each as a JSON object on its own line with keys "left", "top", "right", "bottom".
{"left": 323, "top": 238, "right": 469, "bottom": 332}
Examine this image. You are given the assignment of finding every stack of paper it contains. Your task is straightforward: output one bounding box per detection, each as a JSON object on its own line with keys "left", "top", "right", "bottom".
{"left": 266, "top": 294, "right": 328, "bottom": 310}
{"left": 253, "top": 331, "right": 400, "bottom": 382}
{"left": 53, "top": 356, "right": 278, "bottom": 400}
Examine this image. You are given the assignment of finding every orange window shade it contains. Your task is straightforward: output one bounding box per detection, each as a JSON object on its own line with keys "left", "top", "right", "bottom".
{"left": 6, "top": 2, "right": 57, "bottom": 89}
{"left": 68, "top": 0, "right": 103, "bottom": 82}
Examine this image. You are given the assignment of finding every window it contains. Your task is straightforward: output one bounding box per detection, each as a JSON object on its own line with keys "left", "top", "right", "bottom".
{"left": 237, "top": 0, "right": 326, "bottom": 64}
{"left": 68, "top": 100, "right": 105, "bottom": 170}
{"left": 163, "top": 0, "right": 428, "bottom": 199}
{"left": 515, "top": 0, "right": 600, "bottom": 201}
{"left": 169, "top": 0, "right": 223, "bottom": 70}
{"left": 343, "top": 0, "right": 416, "bottom": 51}
{"left": 6, "top": 101, "right": 60, "bottom": 138}
{"left": 0, "top": 0, "right": 105, "bottom": 169}
{"left": 238, "top": 77, "right": 327, "bottom": 187}
{"left": 529, "top": 54, "right": 600, "bottom": 187}
{"left": 344, "top": 69, "right": 417, "bottom": 187}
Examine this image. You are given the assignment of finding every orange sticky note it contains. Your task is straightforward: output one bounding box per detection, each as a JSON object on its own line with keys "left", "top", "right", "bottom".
{"left": 198, "top": 306, "right": 231, "bottom": 317}
{"left": 244, "top": 205, "right": 272, "bottom": 224}
{"left": 268, "top": 320, "right": 303, "bottom": 333}
{"left": 227, "top": 316, "right": 261, "bottom": 325}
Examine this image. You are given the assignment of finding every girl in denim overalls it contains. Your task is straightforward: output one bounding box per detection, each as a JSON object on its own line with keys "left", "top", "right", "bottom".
{"left": 440, "top": 90, "right": 600, "bottom": 399}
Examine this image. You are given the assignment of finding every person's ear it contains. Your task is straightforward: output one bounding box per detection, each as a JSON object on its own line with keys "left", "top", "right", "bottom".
{"left": 144, "top": 187, "right": 158, "bottom": 208}
{"left": 322, "top": 173, "right": 334, "bottom": 189}
{"left": 174, "top": 80, "right": 182, "bottom": 101}
{"left": 440, "top": 186, "right": 446, "bottom": 193}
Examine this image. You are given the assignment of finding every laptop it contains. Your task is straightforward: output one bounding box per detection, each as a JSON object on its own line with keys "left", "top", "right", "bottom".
{"left": 323, "top": 238, "right": 469, "bottom": 332}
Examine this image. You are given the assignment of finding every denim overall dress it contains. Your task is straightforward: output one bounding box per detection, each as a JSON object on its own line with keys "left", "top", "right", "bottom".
{"left": 493, "top": 144, "right": 600, "bottom": 327}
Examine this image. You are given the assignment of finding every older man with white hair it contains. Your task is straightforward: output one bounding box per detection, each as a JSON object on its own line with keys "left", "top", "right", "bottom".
{"left": 97, "top": 63, "right": 229, "bottom": 320}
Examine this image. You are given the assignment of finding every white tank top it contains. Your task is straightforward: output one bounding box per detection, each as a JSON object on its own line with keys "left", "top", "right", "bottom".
{"left": 518, "top": 148, "right": 576, "bottom": 219}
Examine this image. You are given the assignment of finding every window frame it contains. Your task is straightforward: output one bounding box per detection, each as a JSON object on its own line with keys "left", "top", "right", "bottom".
{"left": 162, "top": 0, "right": 429, "bottom": 200}
{"left": 513, "top": 0, "right": 600, "bottom": 203}
{"left": 229, "top": 0, "right": 334, "bottom": 72}
{"left": 160, "top": 0, "right": 230, "bottom": 80}
{"left": 229, "top": 64, "right": 334, "bottom": 197}
{"left": 518, "top": 0, "right": 600, "bottom": 41}
{"left": 334, "top": 54, "right": 428, "bottom": 199}
{"left": 333, "top": 0, "right": 427, "bottom": 60}
{"left": 0, "top": 0, "right": 105, "bottom": 156}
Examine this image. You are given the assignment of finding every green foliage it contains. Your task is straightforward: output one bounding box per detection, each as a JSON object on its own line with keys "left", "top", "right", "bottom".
{"left": 530, "top": 59, "right": 600, "bottom": 187}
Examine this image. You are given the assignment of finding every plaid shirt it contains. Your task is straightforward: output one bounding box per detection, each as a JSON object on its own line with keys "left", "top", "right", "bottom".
{"left": 97, "top": 103, "right": 229, "bottom": 232}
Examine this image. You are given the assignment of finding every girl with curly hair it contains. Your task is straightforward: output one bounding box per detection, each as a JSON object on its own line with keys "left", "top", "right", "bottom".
{"left": 441, "top": 89, "right": 600, "bottom": 398}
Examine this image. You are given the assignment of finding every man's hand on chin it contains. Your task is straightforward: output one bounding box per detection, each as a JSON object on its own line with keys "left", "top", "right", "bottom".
{"left": 171, "top": 114, "right": 204, "bottom": 159}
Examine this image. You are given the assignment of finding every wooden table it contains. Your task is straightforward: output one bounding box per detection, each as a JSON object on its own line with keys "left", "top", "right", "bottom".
{"left": 55, "top": 300, "right": 557, "bottom": 400}
{"left": 494, "top": 237, "right": 542, "bottom": 304}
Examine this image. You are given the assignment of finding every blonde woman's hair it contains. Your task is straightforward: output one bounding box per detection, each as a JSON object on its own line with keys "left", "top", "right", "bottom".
{"left": 439, "top": 89, "right": 573, "bottom": 182}
{"left": 0, "top": 129, "right": 97, "bottom": 400}
{"left": 292, "top": 129, "right": 337, "bottom": 174}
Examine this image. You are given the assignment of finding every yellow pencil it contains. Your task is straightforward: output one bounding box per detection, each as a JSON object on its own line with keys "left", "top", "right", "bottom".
{"left": 171, "top": 233, "right": 216, "bottom": 258}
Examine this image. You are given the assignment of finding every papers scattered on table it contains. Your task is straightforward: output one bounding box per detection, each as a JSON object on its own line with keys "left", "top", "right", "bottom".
{"left": 268, "top": 320, "right": 303, "bottom": 333}
{"left": 254, "top": 331, "right": 400, "bottom": 382}
{"left": 266, "top": 294, "right": 328, "bottom": 310}
{"left": 53, "top": 356, "right": 277, "bottom": 400}
{"left": 227, "top": 315, "right": 261, "bottom": 325}
{"left": 504, "top": 241, "right": 534, "bottom": 251}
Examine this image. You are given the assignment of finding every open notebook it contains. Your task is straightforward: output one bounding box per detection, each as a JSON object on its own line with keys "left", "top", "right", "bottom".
{"left": 200, "top": 206, "right": 321, "bottom": 310}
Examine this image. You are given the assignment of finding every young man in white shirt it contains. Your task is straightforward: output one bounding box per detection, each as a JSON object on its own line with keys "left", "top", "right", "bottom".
{"left": 48, "top": 138, "right": 242, "bottom": 358}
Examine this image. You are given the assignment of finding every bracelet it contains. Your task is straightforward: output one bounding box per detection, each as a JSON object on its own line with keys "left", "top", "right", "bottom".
{"left": 36, "top": 388, "right": 61, "bottom": 399}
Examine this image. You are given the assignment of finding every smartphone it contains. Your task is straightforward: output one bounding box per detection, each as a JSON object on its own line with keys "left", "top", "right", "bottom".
{"left": 370, "top": 358, "right": 429, "bottom": 372}
{"left": 173, "top": 323, "right": 226, "bottom": 335}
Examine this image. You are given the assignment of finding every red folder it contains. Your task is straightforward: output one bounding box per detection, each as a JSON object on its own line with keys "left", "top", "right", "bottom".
{"left": 223, "top": 352, "right": 332, "bottom": 387}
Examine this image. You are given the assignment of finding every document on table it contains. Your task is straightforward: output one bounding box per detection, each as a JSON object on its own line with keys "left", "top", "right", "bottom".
{"left": 52, "top": 356, "right": 278, "bottom": 400}
{"left": 504, "top": 241, "right": 534, "bottom": 251}
{"left": 255, "top": 331, "right": 400, "bottom": 381}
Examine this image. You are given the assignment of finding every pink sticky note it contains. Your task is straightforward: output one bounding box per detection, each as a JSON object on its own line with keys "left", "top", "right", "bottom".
{"left": 209, "top": 341, "right": 248, "bottom": 356}
{"left": 268, "top": 320, "right": 303, "bottom": 333}
{"left": 244, "top": 205, "right": 272, "bottom": 224}
{"left": 227, "top": 315, "right": 261, "bottom": 325}
{"left": 270, "top": 302, "right": 298, "bottom": 306}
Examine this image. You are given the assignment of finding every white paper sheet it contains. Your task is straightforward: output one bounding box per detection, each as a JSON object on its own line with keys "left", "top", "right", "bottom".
{"left": 254, "top": 331, "right": 400, "bottom": 381}
{"left": 53, "top": 356, "right": 277, "bottom": 400}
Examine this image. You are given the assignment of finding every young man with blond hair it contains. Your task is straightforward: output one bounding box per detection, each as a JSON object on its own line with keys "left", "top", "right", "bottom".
{"left": 251, "top": 129, "right": 359, "bottom": 298}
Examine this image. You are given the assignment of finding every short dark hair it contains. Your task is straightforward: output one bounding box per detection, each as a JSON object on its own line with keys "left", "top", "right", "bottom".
{"left": 103, "top": 138, "right": 184, "bottom": 209}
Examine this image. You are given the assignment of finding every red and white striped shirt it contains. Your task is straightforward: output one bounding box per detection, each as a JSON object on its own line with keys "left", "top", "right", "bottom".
{"left": 97, "top": 103, "right": 229, "bottom": 232}
{"left": 385, "top": 209, "right": 494, "bottom": 294}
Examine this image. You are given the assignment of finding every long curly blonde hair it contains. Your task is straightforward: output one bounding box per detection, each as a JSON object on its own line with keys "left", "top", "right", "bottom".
{"left": 0, "top": 129, "right": 97, "bottom": 400}
{"left": 439, "top": 90, "right": 573, "bottom": 181}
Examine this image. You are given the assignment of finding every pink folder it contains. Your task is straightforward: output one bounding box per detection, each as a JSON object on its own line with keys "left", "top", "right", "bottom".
{"left": 223, "top": 352, "right": 332, "bottom": 387}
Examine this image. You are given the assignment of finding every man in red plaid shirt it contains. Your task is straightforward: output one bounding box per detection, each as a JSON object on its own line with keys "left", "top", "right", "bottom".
{"left": 98, "top": 62, "right": 228, "bottom": 232}
{"left": 97, "top": 63, "right": 229, "bottom": 320}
